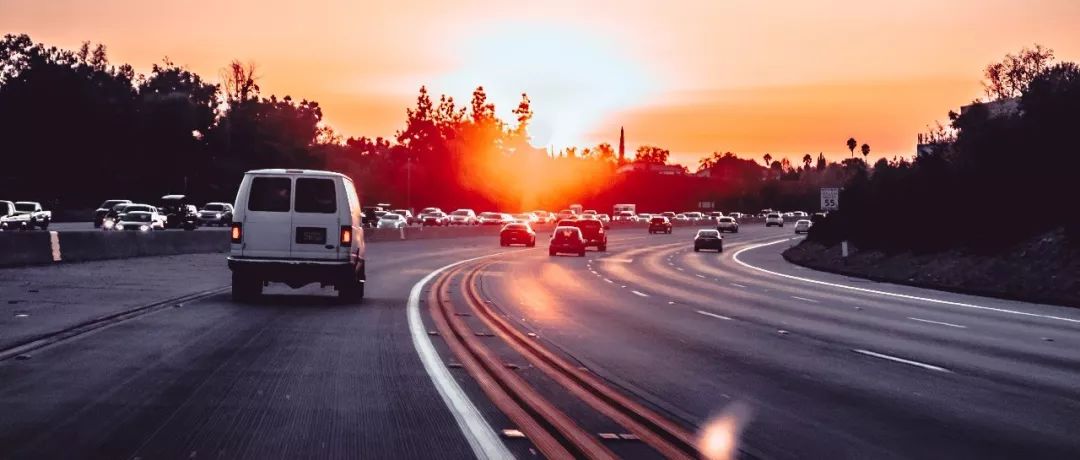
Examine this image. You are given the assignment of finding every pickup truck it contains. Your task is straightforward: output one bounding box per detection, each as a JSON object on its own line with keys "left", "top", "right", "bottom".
{"left": 0, "top": 200, "right": 31, "bottom": 230}
{"left": 12, "top": 201, "right": 51, "bottom": 230}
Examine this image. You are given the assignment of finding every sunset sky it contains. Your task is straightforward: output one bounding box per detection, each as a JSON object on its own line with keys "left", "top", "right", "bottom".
{"left": 4, "top": 0, "right": 1079, "bottom": 166}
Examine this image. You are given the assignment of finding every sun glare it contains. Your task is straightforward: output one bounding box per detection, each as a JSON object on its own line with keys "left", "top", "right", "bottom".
{"left": 435, "top": 22, "right": 655, "bottom": 150}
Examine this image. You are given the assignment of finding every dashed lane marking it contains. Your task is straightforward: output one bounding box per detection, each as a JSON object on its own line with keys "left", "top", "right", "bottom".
{"left": 853, "top": 349, "right": 951, "bottom": 373}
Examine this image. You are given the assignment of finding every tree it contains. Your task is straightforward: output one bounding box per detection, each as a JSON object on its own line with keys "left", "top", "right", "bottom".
{"left": 802, "top": 153, "right": 813, "bottom": 169}
{"left": 635, "top": 145, "right": 669, "bottom": 165}
{"left": 846, "top": 137, "right": 857, "bottom": 157}
{"left": 762, "top": 153, "right": 772, "bottom": 167}
{"left": 861, "top": 143, "right": 870, "bottom": 161}
{"left": 983, "top": 44, "right": 1055, "bottom": 100}
{"left": 817, "top": 153, "right": 827, "bottom": 171}
{"left": 592, "top": 142, "right": 616, "bottom": 162}
{"left": 221, "top": 59, "right": 259, "bottom": 102}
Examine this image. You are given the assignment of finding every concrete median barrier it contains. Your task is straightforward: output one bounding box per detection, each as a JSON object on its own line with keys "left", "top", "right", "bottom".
{"left": 0, "top": 232, "right": 55, "bottom": 267}
{"left": 56, "top": 231, "right": 230, "bottom": 263}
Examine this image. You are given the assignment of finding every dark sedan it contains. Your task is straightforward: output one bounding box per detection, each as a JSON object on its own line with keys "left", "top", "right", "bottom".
{"left": 693, "top": 229, "right": 723, "bottom": 252}
{"left": 500, "top": 223, "right": 536, "bottom": 247}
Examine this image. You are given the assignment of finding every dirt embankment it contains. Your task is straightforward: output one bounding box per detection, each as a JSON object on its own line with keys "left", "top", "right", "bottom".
{"left": 783, "top": 229, "right": 1080, "bottom": 308}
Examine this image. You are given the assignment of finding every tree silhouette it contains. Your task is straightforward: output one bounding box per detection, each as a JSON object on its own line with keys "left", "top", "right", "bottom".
{"left": 762, "top": 153, "right": 772, "bottom": 167}
{"left": 635, "top": 146, "right": 670, "bottom": 165}
{"left": 846, "top": 138, "right": 857, "bottom": 158}
{"left": 860, "top": 143, "right": 870, "bottom": 161}
{"left": 817, "top": 153, "right": 827, "bottom": 171}
{"left": 802, "top": 154, "right": 812, "bottom": 169}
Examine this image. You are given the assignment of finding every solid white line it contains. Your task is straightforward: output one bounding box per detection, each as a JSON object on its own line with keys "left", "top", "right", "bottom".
{"left": 603, "top": 278, "right": 614, "bottom": 284}
{"left": 908, "top": 317, "right": 967, "bottom": 329}
{"left": 695, "top": 274, "right": 706, "bottom": 279}
{"left": 408, "top": 255, "right": 511, "bottom": 459}
{"left": 732, "top": 239, "right": 1080, "bottom": 325}
{"left": 676, "top": 267, "right": 684, "bottom": 272}
{"left": 791, "top": 296, "right": 819, "bottom": 303}
{"left": 631, "top": 290, "right": 649, "bottom": 297}
{"left": 852, "top": 349, "right": 951, "bottom": 373}
{"left": 697, "top": 310, "right": 732, "bottom": 321}
{"left": 730, "top": 283, "right": 747, "bottom": 288}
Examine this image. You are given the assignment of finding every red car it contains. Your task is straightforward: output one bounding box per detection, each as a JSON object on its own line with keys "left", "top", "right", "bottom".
{"left": 500, "top": 223, "right": 536, "bottom": 247}
{"left": 560, "top": 218, "right": 607, "bottom": 251}
{"left": 549, "top": 226, "right": 586, "bottom": 257}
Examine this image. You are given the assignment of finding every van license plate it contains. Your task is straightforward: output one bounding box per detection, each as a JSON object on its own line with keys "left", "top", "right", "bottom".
{"left": 296, "top": 227, "right": 326, "bottom": 244}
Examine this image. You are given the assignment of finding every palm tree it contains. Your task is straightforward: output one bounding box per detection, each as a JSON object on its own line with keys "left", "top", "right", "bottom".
{"left": 802, "top": 153, "right": 813, "bottom": 169}
{"left": 762, "top": 153, "right": 772, "bottom": 167}
{"left": 861, "top": 143, "right": 870, "bottom": 161}
{"left": 846, "top": 138, "right": 857, "bottom": 158}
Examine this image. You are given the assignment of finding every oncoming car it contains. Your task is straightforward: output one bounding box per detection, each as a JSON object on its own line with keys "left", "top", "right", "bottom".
{"left": 227, "top": 169, "right": 365, "bottom": 302}
{"left": 377, "top": 213, "right": 408, "bottom": 229}
{"left": 449, "top": 209, "right": 477, "bottom": 225}
{"left": 198, "top": 202, "right": 234, "bottom": 226}
{"left": 114, "top": 211, "right": 156, "bottom": 232}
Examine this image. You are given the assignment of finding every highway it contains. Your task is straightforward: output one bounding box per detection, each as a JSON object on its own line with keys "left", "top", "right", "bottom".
{"left": 2, "top": 225, "right": 1079, "bottom": 459}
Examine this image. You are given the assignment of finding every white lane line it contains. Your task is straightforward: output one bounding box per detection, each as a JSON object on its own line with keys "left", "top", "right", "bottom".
{"left": 791, "top": 296, "right": 819, "bottom": 303}
{"left": 695, "top": 274, "right": 706, "bottom": 279}
{"left": 730, "top": 283, "right": 747, "bottom": 288}
{"left": 733, "top": 239, "right": 1080, "bottom": 325}
{"left": 908, "top": 317, "right": 967, "bottom": 329}
{"left": 853, "top": 349, "right": 951, "bottom": 373}
{"left": 631, "top": 290, "right": 649, "bottom": 297}
{"left": 603, "top": 278, "right": 614, "bottom": 284}
{"left": 697, "top": 310, "right": 732, "bottom": 321}
{"left": 408, "top": 255, "right": 512, "bottom": 459}
{"left": 676, "top": 267, "right": 684, "bottom": 272}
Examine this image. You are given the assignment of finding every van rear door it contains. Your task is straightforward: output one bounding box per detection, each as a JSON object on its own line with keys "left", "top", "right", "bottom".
{"left": 241, "top": 175, "right": 294, "bottom": 259}
{"left": 290, "top": 176, "right": 341, "bottom": 260}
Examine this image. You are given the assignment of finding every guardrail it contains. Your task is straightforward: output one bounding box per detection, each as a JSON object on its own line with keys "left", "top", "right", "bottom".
{"left": 0, "top": 219, "right": 724, "bottom": 268}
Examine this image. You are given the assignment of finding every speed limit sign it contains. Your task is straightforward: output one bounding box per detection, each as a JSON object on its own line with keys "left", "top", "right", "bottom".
{"left": 821, "top": 188, "right": 839, "bottom": 211}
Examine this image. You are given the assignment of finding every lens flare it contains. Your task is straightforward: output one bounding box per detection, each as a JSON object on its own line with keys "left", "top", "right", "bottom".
{"left": 697, "top": 402, "right": 753, "bottom": 460}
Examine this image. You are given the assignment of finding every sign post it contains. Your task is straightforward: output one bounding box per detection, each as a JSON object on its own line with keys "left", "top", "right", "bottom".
{"left": 820, "top": 188, "right": 839, "bottom": 211}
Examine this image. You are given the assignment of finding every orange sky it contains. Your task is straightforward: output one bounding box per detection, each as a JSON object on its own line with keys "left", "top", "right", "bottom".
{"left": 4, "top": 0, "right": 1080, "bottom": 166}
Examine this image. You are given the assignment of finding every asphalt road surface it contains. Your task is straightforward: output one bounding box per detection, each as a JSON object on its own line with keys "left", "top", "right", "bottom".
{"left": 2, "top": 225, "right": 1079, "bottom": 459}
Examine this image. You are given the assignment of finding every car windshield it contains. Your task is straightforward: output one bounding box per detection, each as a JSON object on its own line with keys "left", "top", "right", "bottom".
{"left": 451, "top": 210, "right": 471, "bottom": 216}
{"left": 124, "top": 205, "right": 150, "bottom": 213}
{"left": 14, "top": 203, "right": 35, "bottom": 212}
{"left": 480, "top": 212, "right": 500, "bottom": 218}
{"left": 100, "top": 200, "right": 125, "bottom": 209}
{"left": 768, "top": 214, "right": 780, "bottom": 218}
{"left": 720, "top": 218, "right": 734, "bottom": 222}
{"left": 381, "top": 214, "right": 401, "bottom": 220}
{"left": 203, "top": 204, "right": 226, "bottom": 211}
{"left": 122, "top": 212, "right": 152, "bottom": 222}
{"left": 394, "top": 210, "right": 408, "bottom": 215}
{"left": 651, "top": 217, "right": 666, "bottom": 223}
{"left": 505, "top": 223, "right": 527, "bottom": 230}
{"left": 698, "top": 230, "right": 720, "bottom": 238}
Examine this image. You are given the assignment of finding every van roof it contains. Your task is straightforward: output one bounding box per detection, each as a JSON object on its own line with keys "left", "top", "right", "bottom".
{"left": 245, "top": 168, "right": 349, "bottom": 179}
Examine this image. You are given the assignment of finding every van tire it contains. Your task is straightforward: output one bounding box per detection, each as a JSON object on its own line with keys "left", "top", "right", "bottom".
{"left": 338, "top": 276, "right": 364, "bottom": 302}
{"left": 231, "top": 272, "right": 261, "bottom": 302}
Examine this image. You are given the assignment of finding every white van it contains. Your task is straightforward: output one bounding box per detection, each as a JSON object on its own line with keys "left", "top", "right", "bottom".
{"left": 228, "top": 169, "right": 365, "bottom": 301}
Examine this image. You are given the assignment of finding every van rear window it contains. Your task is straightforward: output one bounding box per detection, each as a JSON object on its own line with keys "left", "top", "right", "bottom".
{"left": 295, "top": 178, "right": 337, "bottom": 213}
{"left": 249, "top": 177, "right": 292, "bottom": 212}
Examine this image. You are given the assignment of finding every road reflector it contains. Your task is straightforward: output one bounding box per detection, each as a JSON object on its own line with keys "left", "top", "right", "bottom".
{"left": 501, "top": 429, "right": 526, "bottom": 439}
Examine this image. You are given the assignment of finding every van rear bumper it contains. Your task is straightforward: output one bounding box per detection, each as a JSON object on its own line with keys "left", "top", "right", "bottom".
{"left": 228, "top": 256, "right": 364, "bottom": 285}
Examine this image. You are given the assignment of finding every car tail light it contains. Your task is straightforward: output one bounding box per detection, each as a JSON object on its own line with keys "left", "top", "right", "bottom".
{"left": 230, "top": 223, "right": 242, "bottom": 243}
{"left": 340, "top": 225, "right": 353, "bottom": 245}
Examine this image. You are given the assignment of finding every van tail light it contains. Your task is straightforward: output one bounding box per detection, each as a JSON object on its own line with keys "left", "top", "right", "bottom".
{"left": 340, "top": 225, "right": 353, "bottom": 245}
{"left": 230, "top": 223, "right": 243, "bottom": 243}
